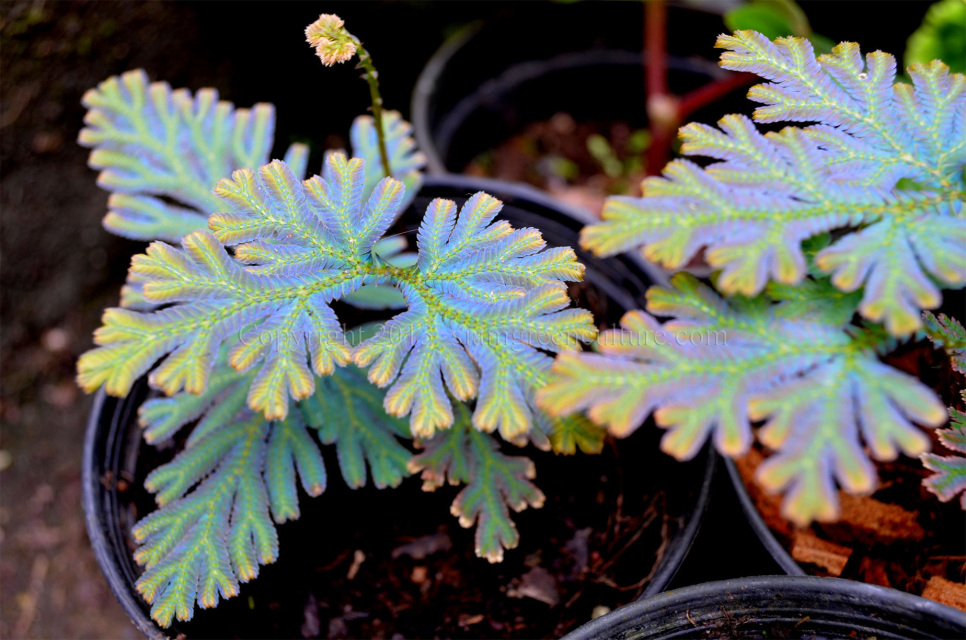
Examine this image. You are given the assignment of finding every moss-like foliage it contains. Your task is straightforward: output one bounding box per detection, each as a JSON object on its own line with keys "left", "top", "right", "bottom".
{"left": 583, "top": 32, "right": 965, "bottom": 336}
{"left": 922, "top": 393, "right": 966, "bottom": 509}
{"left": 543, "top": 31, "right": 964, "bottom": 527}
{"left": 409, "top": 404, "right": 545, "bottom": 563}
{"left": 78, "top": 153, "right": 596, "bottom": 441}
{"left": 922, "top": 310, "right": 966, "bottom": 374}
{"left": 78, "top": 150, "right": 600, "bottom": 625}
{"left": 79, "top": 69, "right": 423, "bottom": 241}
{"left": 540, "top": 274, "right": 945, "bottom": 525}
{"left": 133, "top": 359, "right": 410, "bottom": 626}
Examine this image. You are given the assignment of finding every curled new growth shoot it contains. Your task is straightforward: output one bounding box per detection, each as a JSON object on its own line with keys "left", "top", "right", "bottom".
{"left": 305, "top": 13, "right": 392, "bottom": 181}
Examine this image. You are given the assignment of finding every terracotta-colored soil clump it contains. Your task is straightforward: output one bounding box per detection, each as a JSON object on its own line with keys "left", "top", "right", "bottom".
{"left": 737, "top": 449, "right": 966, "bottom": 612}
{"left": 923, "top": 576, "right": 966, "bottom": 611}
{"left": 790, "top": 532, "right": 851, "bottom": 576}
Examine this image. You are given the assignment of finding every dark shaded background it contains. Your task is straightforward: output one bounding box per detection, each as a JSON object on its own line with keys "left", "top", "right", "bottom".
{"left": 0, "top": 1, "right": 935, "bottom": 638}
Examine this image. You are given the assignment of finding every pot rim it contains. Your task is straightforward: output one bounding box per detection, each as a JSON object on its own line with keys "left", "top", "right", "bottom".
{"left": 722, "top": 456, "right": 804, "bottom": 576}
{"left": 83, "top": 385, "right": 167, "bottom": 640}
{"left": 723, "top": 456, "right": 966, "bottom": 627}
{"left": 82, "top": 175, "right": 711, "bottom": 638}
{"left": 411, "top": 20, "right": 725, "bottom": 176}
{"left": 563, "top": 574, "right": 966, "bottom": 640}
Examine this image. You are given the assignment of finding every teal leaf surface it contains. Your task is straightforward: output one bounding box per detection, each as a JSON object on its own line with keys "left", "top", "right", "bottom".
{"left": 351, "top": 110, "right": 426, "bottom": 211}
{"left": 79, "top": 69, "right": 282, "bottom": 241}
{"left": 409, "top": 404, "right": 545, "bottom": 562}
{"left": 80, "top": 72, "right": 423, "bottom": 244}
{"left": 583, "top": 32, "right": 966, "bottom": 336}
{"left": 79, "top": 153, "right": 596, "bottom": 441}
{"left": 540, "top": 273, "right": 946, "bottom": 525}
{"left": 300, "top": 365, "right": 412, "bottom": 489}
{"left": 922, "top": 310, "right": 966, "bottom": 373}
{"left": 133, "top": 363, "right": 412, "bottom": 626}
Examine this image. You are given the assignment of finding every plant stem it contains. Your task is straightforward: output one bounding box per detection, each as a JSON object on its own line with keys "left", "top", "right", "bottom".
{"left": 677, "top": 72, "right": 756, "bottom": 121}
{"left": 644, "top": 0, "right": 667, "bottom": 99}
{"left": 641, "top": 0, "right": 754, "bottom": 175}
{"left": 644, "top": 0, "right": 675, "bottom": 176}
{"left": 350, "top": 37, "right": 392, "bottom": 179}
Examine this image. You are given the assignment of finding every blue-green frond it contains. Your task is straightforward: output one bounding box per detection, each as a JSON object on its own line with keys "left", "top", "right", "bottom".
{"left": 351, "top": 110, "right": 426, "bottom": 211}
{"left": 356, "top": 191, "right": 596, "bottom": 441}
{"left": 134, "top": 406, "right": 325, "bottom": 626}
{"left": 342, "top": 237, "right": 416, "bottom": 310}
{"left": 80, "top": 72, "right": 425, "bottom": 244}
{"left": 922, "top": 310, "right": 966, "bottom": 373}
{"left": 922, "top": 394, "right": 966, "bottom": 509}
{"left": 78, "top": 158, "right": 383, "bottom": 419}
{"left": 78, "top": 69, "right": 281, "bottom": 241}
{"left": 408, "top": 404, "right": 544, "bottom": 562}
{"left": 133, "top": 361, "right": 413, "bottom": 626}
{"left": 300, "top": 365, "right": 412, "bottom": 489}
{"left": 138, "top": 353, "right": 251, "bottom": 445}
{"left": 80, "top": 155, "right": 595, "bottom": 440}
{"left": 132, "top": 415, "right": 275, "bottom": 627}
{"left": 583, "top": 32, "right": 966, "bottom": 336}
{"left": 540, "top": 273, "right": 946, "bottom": 525}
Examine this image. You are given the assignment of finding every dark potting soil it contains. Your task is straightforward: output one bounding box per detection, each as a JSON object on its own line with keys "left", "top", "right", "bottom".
{"left": 736, "top": 339, "right": 966, "bottom": 612}
{"left": 464, "top": 114, "right": 649, "bottom": 218}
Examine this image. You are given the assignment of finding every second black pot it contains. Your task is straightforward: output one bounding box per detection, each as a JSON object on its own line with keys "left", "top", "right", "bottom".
{"left": 411, "top": 8, "right": 726, "bottom": 178}
{"left": 411, "top": 4, "right": 731, "bottom": 175}
{"left": 564, "top": 575, "right": 966, "bottom": 639}
{"left": 83, "top": 175, "right": 712, "bottom": 639}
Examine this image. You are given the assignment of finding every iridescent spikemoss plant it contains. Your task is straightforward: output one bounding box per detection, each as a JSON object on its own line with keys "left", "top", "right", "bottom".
{"left": 539, "top": 31, "right": 966, "bottom": 527}
{"left": 93, "top": 154, "right": 600, "bottom": 626}
{"left": 76, "top": 15, "right": 603, "bottom": 627}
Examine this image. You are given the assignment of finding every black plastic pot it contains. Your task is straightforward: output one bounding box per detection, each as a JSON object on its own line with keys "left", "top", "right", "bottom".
{"left": 411, "top": 3, "right": 733, "bottom": 175}
{"left": 564, "top": 575, "right": 966, "bottom": 639}
{"left": 724, "top": 458, "right": 966, "bottom": 639}
{"left": 723, "top": 458, "right": 803, "bottom": 576}
{"left": 83, "top": 176, "right": 713, "bottom": 639}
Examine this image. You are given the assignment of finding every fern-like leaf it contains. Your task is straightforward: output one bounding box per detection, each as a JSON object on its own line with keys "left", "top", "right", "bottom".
{"left": 78, "top": 153, "right": 596, "bottom": 441}
{"left": 300, "top": 365, "right": 412, "bottom": 489}
{"left": 922, "top": 398, "right": 966, "bottom": 509}
{"left": 79, "top": 69, "right": 282, "bottom": 241}
{"left": 355, "top": 190, "right": 597, "bottom": 441}
{"left": 922, "top": 310, "right": 966, "bottom": 373}
{"left": 352, "top": 110, "right": 426, "bottom": 211}
{"left": 80, "top": 71, "right": 423, "bottom": 244}
{"left": 133, "top": 361, "right": 414, "bottom": 626}
{"left": 539, "top": 273, "right": 946, "bottom": 525}
{"left": 409, "top": 404, "right": 545, "bottom": 562}
{"left": 583, "top": 32, "right": 966, "bottom": 336}
{"left": 132, "top": 414, "right": 276, "bottom": 627}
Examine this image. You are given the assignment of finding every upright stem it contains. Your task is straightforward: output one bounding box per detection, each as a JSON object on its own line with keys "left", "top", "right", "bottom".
{"left": 644, "top": 0, "right": 667, "bottom": 99}
{"left": 351, "top": 38, "right": 392, "bottom": 179}
{"left": 644, "top": 0, "right": 676, "bottom": 176}
{"left": 641, "top": 0, "right": 753, "bottom": 175}
{"left": 677, "top": 72, "right": 756, "bottom": 121}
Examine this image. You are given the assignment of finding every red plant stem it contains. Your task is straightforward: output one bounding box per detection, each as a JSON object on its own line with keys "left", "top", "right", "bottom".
{"left": 677, "top": 71, "right": 757, "bottom": 121}
{"left": 641, "top": 1, "right": 757, "bottom": 176}
{"left": 645, "top": 0, "right": 667, "bottom": 99}
{"left": 644, "top": 0, "right": 675, "bottom": 176}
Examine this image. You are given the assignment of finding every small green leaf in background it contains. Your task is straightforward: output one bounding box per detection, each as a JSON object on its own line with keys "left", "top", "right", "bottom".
{"left": 906, "top": 0, "right": 966, "bottom": 73}
{"left": 587, "top": 134, "right": 623, "bottom": 178}
{"left": 724, "top": 0, "right": 834, "bottom": 53}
